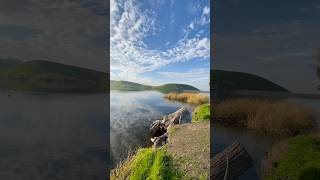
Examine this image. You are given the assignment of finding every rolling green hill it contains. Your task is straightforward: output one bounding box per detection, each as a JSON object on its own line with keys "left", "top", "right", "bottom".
{"left": 153, "top": 83, "right": 200, "bottom": 93}
{"left": 110, "top": 80, "right": 152, "bottom": 91}
{"left": 0, "top": 59, "right": 108, "bottom": 92}
{"left": 110, "top": 80, "right": 200, "bottom": 93}
{"left": 211, "top": 70, "right": 289, "bottom": 92}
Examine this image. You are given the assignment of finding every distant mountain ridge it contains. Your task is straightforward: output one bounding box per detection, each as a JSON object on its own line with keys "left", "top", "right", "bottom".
{"left": 110, "top": 80, "right": 200, "bottom": 93}
{"left": 211, "top": 70, "right": 289, "bottom": 92}
{"left": 1, "top": 60, "right": 286, "bottom": 93}
{"left": 0, "top": 59, "right": 108, "bottom": 92}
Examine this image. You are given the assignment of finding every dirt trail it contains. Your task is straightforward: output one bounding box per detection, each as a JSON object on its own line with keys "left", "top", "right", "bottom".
{"left": 167, "top": 122, "right": 210, "bottom": 179}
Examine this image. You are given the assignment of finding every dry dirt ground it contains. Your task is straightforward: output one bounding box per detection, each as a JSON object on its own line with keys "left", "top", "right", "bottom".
{"left": 167, "top": 122, "right": 210, "bottom": 179}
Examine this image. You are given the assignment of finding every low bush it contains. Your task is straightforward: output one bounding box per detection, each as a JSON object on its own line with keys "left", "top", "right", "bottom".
{"left": 192, "top": 104, "right": 210, "bottom": 122}
{"left": 262, "top": 135, "right": 320, "bottom": 180}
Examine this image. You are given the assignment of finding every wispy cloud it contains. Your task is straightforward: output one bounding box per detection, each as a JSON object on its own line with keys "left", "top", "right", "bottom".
{"left": 110, "top": 0, "right": 210, "bottom": 82}
{"left": 158, "top": 68, "right": 210, "bottom": 90}
{"left": 184, "top": 6, "right": 210, "bottom": 35}
{"left": 158, "top": 68, "right": 209, "bottom": 80}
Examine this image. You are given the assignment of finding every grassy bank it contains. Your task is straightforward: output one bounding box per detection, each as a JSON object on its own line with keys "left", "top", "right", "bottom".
{"left": 213, "top": 98, "right": 315, "bottom": 136}
{"left": 192, "top": 104, "right": 210, "bottom": 122}
{"left": 111, "top": 103, "right": 210, "bottom": 179}
{"left": 111, "top": 122, "right": 210, "bottom": 179}
{"left": 164, "top": 92, "right": 209, "bottom": 105}
{"left": 262, "top": 135, "right": 320, "bottom": 180}
{"left": 110, "top": 148, "right": 180, "bottom": 180}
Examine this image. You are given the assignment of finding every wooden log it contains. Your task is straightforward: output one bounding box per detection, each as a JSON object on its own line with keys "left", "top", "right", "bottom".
{"left": 163, "top": 106, "right": 189, "bottom": 126}
{"left": 149, "top": 106, "right": 189, "bottom": 138}
{"left": 211, "top": 142, "right": 253, "bottom": 180}
{"left": 149, "top": 120, "right": 167, "bottom": 138}
{"left": 152, "top": 132, "right": 168, "bottom": 149}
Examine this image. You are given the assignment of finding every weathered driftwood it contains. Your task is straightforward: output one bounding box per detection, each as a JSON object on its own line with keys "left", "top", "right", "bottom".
{"left": 152, "top": 132, "right": 168, "bottom": 148}
{"left": 211, "top": 142, "right": 253, "bottom": 180}
{"left": 150, "top": 120, "right": 167, "bottom": 138}
{"left": 149, "top": 106, "right": 189, "bottom": 147}
{"left": 149, "top": 106, "right": 189, "bottom": 138}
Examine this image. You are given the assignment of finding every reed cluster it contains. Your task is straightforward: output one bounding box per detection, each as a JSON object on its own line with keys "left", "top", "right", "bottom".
{"left": 213, "top": 98, "right": 315, "bottom": 136}
{"left": 164, "top": 92, "right": 209, "bottom": 105}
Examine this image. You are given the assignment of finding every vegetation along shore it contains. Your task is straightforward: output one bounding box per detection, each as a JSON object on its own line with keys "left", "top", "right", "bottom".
{"left": 213, "top": 98, "right": 315, "bottom": 136}
{"left": 213, "top": 97, "right": 320, "bottom": 179}
{"left": 111, "top": 92, "right": 210, "bottom": 179}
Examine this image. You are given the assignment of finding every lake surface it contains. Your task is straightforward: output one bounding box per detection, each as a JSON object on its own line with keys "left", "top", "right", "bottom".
{"left": 110, "top": 90, "right": 195, "bottom": 168}
{"left": 0, "top": 91, "right": 108, "bottom": 180}
{"left": 212, "top": 97, "right": 320, "bottom": 180}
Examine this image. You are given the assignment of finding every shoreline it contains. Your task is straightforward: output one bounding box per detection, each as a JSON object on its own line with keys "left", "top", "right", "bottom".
{"left": 212, "top": 97, "right": 320, "bottom": 179}
{"left": 111, "top": 94, "right": 210, "bottom": 179}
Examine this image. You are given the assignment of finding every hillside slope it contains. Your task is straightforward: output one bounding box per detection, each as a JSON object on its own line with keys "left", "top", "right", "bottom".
{"left": 110, "top": 80, "right": 200, "bottom": 93}
{"left": 153, "top": 83, "right": 199, "bottom": 93}
{"left": 110, "top": 80, "right": 152, "bottom": 91}
{"left": 211, "top": 70, "right": 289, "bottom": 92}
{"left": 0, "top": 59, "right": 108, "bottom": 92}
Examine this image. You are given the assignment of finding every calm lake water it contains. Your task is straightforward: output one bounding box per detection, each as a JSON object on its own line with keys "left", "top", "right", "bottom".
{"left": 0, "top": 91, "right": 108, "bottom": 180}
{"left": 110, "top": 90, "right": 195, "bottom": 168}
{"left": 212, "top": 97, "right": 320, "bottom": 180}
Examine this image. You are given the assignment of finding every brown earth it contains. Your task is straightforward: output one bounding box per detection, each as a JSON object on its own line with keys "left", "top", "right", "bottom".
{"left": 167, "top": 122, "right": 210, "bottom": 179}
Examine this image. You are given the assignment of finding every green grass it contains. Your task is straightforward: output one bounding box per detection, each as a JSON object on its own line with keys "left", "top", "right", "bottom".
{"left": 192, "top": 104, "right": 210, "bottom": 122}
{"left": 111, "top": 123, "right": 210, "bottom": 179}
{"left": 213, "top": 98, "right": 315, "bottom": 136}
{"left": 263, "top": 135, "right": 320, "bottom": 180}
{"left": 211, "top": 69, "right": 289, "bottom": 92}
{"left": 165, "top": 92, "right": 209, "bottom": 105}
{"left": 111, "top": 148, "right": 180, "bottom": 180}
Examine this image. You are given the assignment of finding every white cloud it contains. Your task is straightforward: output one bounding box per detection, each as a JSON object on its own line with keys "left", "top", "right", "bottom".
{"left": 184, "top": 5, "right": 210, "bottom": 35}
{"left": 202, "top": 6, "right": 210, "bottom": 15}
{"left": 189, "top": 22, "right": 195, "bottom": 29}
{"left": 158, "top": 68, "right": 210, "bottom": 90}
{"left": 111, "top": 71, "right": 160, "bottom": 86}
{"left": 158, "top": 68, "right": 209, "bottom": 80}
{"left": 110, "top": 0, "right": 210, "bottom": 80}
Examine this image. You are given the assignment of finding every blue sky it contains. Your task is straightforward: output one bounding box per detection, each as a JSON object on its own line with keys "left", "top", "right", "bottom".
{"left": 0, "top": 0, "right": 107, "bottom": 71}
{"left": 214, "top": 0, "right": 320, "bottom": 93}
{"left": 110, "top": 0, "right": 210, "bottom": 91}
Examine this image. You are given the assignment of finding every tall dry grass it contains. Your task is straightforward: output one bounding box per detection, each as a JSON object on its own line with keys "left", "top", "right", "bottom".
{"left": 164, "top": 92, "right": 209, "bottom": 105}
{"left": 110, "top": 151, "right": 134, "bottom": 180}
{"left": 213, "top": 98, "right": 316, "bottom": 136}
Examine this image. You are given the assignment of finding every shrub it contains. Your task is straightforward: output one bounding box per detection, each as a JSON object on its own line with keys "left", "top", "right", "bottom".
{"left": 192, "top": 104, "right": 210, "bottom": 122}
{"left": 262, "top": 135, "right": 320, "bottom": 180}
